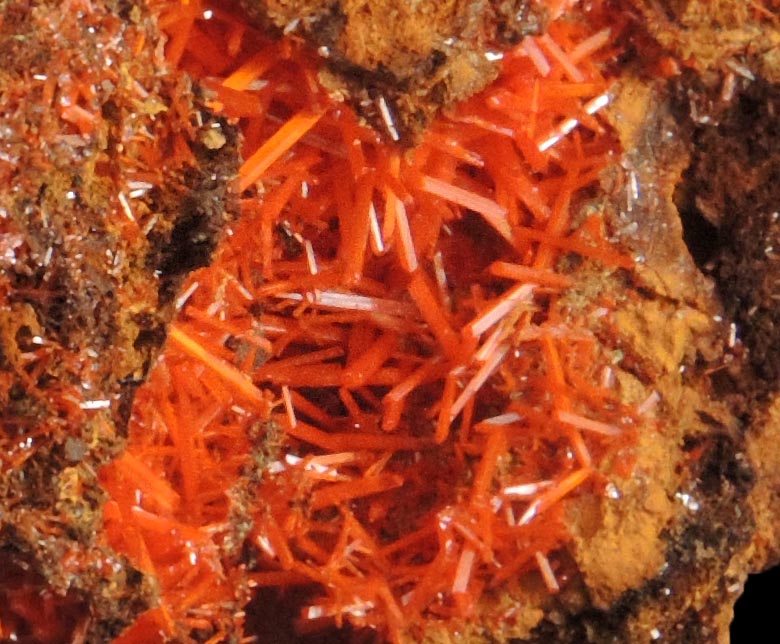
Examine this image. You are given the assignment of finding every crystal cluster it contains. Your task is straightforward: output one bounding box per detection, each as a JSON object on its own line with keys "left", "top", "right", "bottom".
{"left": 100, "top": 1, "right": 641, "bottom": 642}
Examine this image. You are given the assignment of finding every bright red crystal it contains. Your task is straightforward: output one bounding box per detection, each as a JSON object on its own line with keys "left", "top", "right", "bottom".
{"left": 101, "top": 1, "right": 640, "bottom": 642}
{"left": 0, "top": 553, "right": 87, "bottom": 644}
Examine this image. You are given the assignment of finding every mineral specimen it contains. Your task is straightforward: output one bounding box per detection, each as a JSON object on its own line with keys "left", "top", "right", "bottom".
{"left": 0, "top": 0, "right": 236, "bottom": 640}
{"left": 3, "top": 1, "right": 780, "bottom": 643}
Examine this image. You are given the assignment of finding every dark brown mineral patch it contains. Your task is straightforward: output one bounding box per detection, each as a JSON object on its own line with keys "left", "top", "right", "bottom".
{"left": 673, "top": 71, "right": 780, "bottom": 397}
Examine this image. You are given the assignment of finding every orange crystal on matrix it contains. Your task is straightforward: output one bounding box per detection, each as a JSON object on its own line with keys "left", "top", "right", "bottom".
{"left": 101, "top": 0, "right": 640, "bottom": 642}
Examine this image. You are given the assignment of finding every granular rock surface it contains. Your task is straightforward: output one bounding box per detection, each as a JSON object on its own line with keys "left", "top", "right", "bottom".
{"left": 2, "top": 1, "right": 780, "bottom": 644}
{"left": 0, "top": 0, "right": 236, "bottom": 640}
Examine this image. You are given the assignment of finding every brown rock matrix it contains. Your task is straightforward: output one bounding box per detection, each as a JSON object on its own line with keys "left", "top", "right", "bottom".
{"left": 240, "top": 0, "right": 548, "bottom": 141}
{"left": 0, "top": 0, "right": 236, "bottom": 640}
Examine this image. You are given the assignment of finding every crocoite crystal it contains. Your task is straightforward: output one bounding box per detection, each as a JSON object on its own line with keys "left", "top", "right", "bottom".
{"left": 102, "top": 1, "right": 638, "bottom": 642}
{"left": 1, "top": 0, "right": 648, "bottom": 642}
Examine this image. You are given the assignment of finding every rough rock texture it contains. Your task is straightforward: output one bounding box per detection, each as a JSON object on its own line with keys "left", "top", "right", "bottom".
{"left": 675, "top": 72, "right": 780, "bottom": 394}
{"left": 240, "top": 0, "right": 548, "bottom": 141}
{"left": 3, "top": 0, "right": 780, "bottom": 643}
{"left": 505, "top": 4, "right": 780, "bottom": 641}
{"left": 0, "top": 0, "right": 237, "bottom": 640}
{"left": 633, "top": 0, "right": 780, "bottom": 75}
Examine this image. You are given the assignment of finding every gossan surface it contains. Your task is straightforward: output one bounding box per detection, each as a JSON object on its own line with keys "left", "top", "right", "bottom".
{"left": 0, "top": 0, "right": 236, "bottom": 641}
{"left": 98, "top": 0, "right": 642, "bottom": 642}
{"left": 235, "top": 0, "right": 550, "bottom": 141}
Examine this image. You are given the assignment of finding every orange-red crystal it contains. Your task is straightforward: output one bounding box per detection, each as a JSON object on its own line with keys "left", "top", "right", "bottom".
{"left": 99, "top": 0, "right": 639, "bottom": 642}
